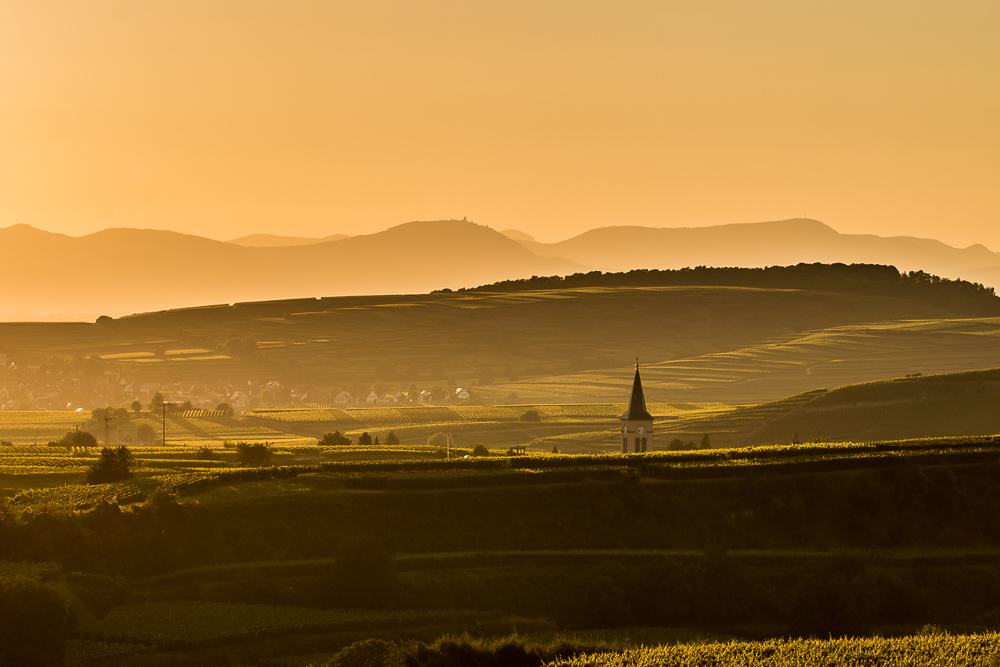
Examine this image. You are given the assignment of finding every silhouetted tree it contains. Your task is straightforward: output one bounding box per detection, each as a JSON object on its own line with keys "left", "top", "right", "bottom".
{"left": 357, "top": 432, "right": 373, "bottom": 447}
{"left": 427, "top": 432, "right": 450, "bottom": 447}
{"left": 86, "top": 446, "right": 135, "bottom": 484}
{"left": 319, "top": 431, "right": 351, "bottom": 447}
{"left": 236, "top": 442, "right": 273, "bottom": 467}
{"left": 130, "top": 400, "right": 142, "bottom": 414}
{"left": 520, "top": 409, "right": 542, "bottom": 422}
{"left": 63, "top": 430, "right": 97, "bottom": 450}
{"left": 384, "top": 431, "right": 400, "bottom": 447}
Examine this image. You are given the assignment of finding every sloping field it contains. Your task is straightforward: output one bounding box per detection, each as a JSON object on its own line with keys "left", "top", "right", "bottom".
{"left": 483, "top": 317, "right": 1000, "bottom": 404}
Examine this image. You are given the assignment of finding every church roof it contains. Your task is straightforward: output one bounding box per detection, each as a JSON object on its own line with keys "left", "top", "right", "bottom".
{"left": 619, "top": 363, "right": 654, "bottom": 421}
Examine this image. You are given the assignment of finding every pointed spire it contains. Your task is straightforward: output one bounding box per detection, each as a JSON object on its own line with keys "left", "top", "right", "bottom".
{"left": 620, "top": 360, "right": 653, "bottom": 421}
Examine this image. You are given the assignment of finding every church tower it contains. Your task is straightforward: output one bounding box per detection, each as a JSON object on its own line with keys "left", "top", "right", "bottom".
{"left": 620, "top": 361, "right": 654, "bottom": 453}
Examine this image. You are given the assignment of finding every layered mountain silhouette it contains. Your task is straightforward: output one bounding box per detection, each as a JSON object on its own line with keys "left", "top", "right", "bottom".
{"left": 227, "top": 233, "right": 350, "bottom": 247}
{"left": 0, "top": 220, "right": 582, "bottom": 318}
{"left": 518, "top": 219, "right": 1000, "bottom": 280}
{"left": 1, "top": 218, "right": 997, "bottom": 319}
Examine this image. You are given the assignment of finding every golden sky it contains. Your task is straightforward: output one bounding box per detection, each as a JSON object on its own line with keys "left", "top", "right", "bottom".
{"left": 2, "top": 1, "right": 998, "bottom": 248}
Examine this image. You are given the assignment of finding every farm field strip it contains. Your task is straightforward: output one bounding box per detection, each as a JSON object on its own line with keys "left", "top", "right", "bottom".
{"left": 243, "top": 402, "right": 741, "bottom": 426}
{"left": 548, "top": 632, "right": 1000, "bottom": 666}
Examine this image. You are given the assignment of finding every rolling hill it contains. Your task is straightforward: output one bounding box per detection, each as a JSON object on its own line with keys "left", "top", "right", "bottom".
{"left": 651, "top": 367, "right": 1000, "bottom": 448}
{"left": 2, "top": 276, "right": 997, "bottom": 409}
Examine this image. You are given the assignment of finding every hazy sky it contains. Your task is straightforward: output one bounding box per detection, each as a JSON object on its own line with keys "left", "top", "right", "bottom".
{"left": 2, "top": 1, "right": 998, "bottom": 248}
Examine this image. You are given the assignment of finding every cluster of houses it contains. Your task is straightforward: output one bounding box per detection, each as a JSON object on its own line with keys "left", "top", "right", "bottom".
{"left": 0, "top": 350, "right": 475, "bottom": 412}
{"left": 335, "top": 387, "right": 472, "bottom": 405}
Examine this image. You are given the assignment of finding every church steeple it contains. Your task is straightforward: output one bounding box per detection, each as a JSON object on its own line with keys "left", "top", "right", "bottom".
{"left": 620, "top": 361, "right": 653, "bottom": 421}
{"left": 619, "top": 360, "right": 654, "bottom": 453}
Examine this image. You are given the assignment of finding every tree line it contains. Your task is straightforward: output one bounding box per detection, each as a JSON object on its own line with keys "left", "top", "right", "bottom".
{"left": 447, "top": 263, "right": 1000, "bottom": 314}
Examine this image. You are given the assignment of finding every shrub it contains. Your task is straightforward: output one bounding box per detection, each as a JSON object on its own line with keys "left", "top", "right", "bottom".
{"left": 320, "top": 431, "right": 351, "bottom": 447}
{"left": 63, "top": 430, "right": 98, "bottom": 450}
{"left": 519, "top": 409, "right": 542, "bottom": 422}
{"left": 427, "top": 432, "right": 450, "bottom": 447}
{"left": 195, "top": 446, "right": 222, "bottom": 461}
{"left": 86, "top": 446, "right": 135, "bottom": 484}
{"left": 328, "top": 638, "right": 398, "bottom": 667}
{"left": 236, "top": 442, "right": 273, "bottom": 467}
{"left": 471, "top": 445, "right": 490, "bottom": 457}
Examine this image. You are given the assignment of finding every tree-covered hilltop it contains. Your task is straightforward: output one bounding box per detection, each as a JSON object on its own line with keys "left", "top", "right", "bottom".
{"left": 451, "top": 263, "right": 1000, "bottom": 314}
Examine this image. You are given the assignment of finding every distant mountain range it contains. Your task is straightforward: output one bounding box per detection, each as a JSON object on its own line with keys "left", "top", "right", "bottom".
{"left": 1, "top": 218, "right": 997, "bottom": 319}
{"left": 227, "top": 233, "right": 350, "bottom": 247}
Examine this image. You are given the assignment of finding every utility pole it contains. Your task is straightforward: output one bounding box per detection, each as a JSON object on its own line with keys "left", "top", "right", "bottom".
{"left": 161, "top": 402, "right": 175, "bottom": 447}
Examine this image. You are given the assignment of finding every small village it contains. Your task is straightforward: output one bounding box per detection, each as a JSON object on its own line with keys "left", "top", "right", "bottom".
{"left": 0, "top": 349, "right": 475, "bottom": 413}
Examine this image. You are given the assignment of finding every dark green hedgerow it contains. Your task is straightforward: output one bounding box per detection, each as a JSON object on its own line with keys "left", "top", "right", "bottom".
{"left": 163, "top": 436, "right": 1000, "bottom": 497}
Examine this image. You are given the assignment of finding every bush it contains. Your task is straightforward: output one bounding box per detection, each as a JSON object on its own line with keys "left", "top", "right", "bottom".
{"left": 320, "top": 431, "right": 352, "bottom": 447}
{"left": 86, "top": 446, "right": 135, "bottom": 484}
{"left": 471, "top": 445, "right": 490, "bottom": 457}
{"left": 195, "top": 446, "right": 222, "bottom": 461}
{"left": 236, "top": 442, "right": 273, "bottom": 467}
{"left": 62, "top": 430, "right": 97, "bottom": 450}
{"left": 520, "top": 409, "right": 542, "bottom": 422}
{"left": 328, "top": 638, "right": 398, "bottom": 667}
{"left": 427, "top": 432, "right": 450, "bottom": 447}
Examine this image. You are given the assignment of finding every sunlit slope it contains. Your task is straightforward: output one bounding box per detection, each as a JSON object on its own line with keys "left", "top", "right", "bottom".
{"left": 646, "top": 367, "right": 1000, "bottom": 448}
{"left": 745, "top": 367, "right": 1000, "bottom": 445}
{"left": 0, "top": 286, "right": 981, "bottom": 403}
{"left": 483, "top": 316, "right": 1000, "bottom": 404}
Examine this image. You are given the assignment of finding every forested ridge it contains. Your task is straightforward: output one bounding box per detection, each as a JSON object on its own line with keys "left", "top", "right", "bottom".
{"left": 455, "top": 263, "right": 1000, "bottom": 314}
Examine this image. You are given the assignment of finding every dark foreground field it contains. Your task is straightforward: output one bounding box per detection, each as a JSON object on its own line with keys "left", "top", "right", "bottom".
{"left": 4, "top": 436, "right": 1000, "bottom": 666}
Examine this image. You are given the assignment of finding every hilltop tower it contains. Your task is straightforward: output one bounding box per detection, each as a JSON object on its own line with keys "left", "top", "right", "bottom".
{"left": 620, "top": 361, "right": 654, "bottom": 453}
